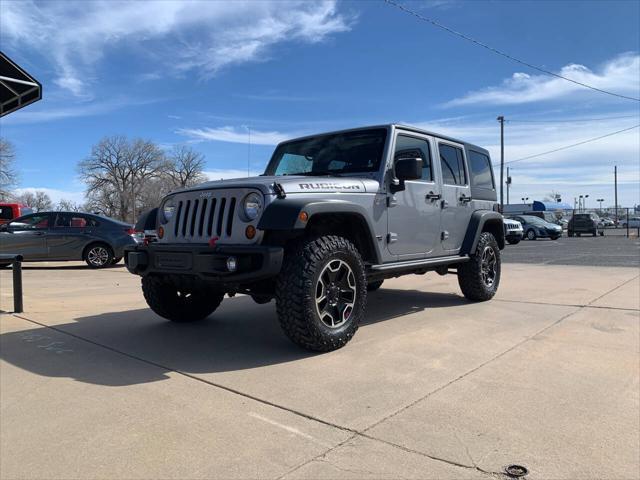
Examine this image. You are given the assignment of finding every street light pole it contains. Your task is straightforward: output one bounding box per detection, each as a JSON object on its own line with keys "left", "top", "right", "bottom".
{"left": 497, "top": 116, "right": 505, "bottom": 211}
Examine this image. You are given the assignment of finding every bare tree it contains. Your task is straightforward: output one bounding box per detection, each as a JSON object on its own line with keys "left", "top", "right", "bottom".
{"left": 0, "top": 138, "right": 18, "bottom": 201}
{"left": 57, "top": 199, "right": 84, "bottom": 212}
{"left": 164, "top": 145, "right": 206, "bottom": 189}
{"left": 14, "top": 190, "right": 53, "bottom": 211}
{"left": 78, "top": 136, "right": 165, "bottom": 222}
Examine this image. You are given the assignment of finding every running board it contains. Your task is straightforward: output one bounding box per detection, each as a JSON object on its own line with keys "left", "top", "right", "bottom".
{"left": 370, "top": 255, "right": 469, "bottom": 272}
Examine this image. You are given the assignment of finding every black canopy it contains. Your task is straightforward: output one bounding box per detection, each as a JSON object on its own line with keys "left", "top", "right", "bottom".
{"left": 0, "top": 51, "right": 42, "bottom": 117}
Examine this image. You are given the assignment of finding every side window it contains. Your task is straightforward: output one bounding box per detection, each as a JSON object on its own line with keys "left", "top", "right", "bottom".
{"left": 9, "top": 214, "right": 49, "bottom": 230}
{"left": 439, "top": 143, "right": 467, "bottom": 185}
{"left": 394, "top": 135, "right": 433, "bottom": 181}
{"left": 468, "top": 150, "right": 494, "bottom": 189}
{"left": 56, "top": 214, "right": 90, "bottom": 228}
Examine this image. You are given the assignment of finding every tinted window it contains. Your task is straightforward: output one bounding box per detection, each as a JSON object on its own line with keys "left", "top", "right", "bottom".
{"left": 0, "top": 206, "right": 13, "bottom": 220}
{"left": 268, "top": 129, "right": 387, "bottom": 176}
{"left": 55, "top": 214, "right": 98, "bottom": 228}
{"left": 439, "top": 144, "right": 466, "bottom": 185}
{"left": 468, "top": 151, "right": 494, "bottom": 189}
{"left": 394, "top": 135, "right": 433, "bottom": 181}
{"left": 9, "top": 214, "right": 49, "bottom": 230}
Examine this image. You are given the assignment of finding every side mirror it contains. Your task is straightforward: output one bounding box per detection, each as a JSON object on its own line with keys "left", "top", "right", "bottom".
{"left": 391, "top": 157, "right": 422, "bottom": 192}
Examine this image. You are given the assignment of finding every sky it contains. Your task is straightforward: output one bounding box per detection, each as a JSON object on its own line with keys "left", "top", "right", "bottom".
{"left": 1, "top": 0, "right": 639, "bottom": 208}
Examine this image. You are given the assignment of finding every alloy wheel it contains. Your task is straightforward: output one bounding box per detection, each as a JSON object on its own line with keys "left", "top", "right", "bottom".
{"left": 480, "top": 246, "right": 497, "bottom": 288}
{"left": 87, "top": 246, "right": 109, "bottom": 267}
{"left": 315, "top": 259, "right": 357, "bottom": 328}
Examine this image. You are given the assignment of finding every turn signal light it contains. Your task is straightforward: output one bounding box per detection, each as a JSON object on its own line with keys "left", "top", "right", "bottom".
{"left": 245, "top": 225, "right": 256, "bottom": 239}
{"left": 157, "top": 226, "right": 164, "bottom": 239}
{"left": 299, "top": 211, "right": 309, "bottom": 222}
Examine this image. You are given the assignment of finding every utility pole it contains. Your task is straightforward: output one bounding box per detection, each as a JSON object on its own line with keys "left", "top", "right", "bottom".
{"left": 614, "top": 165, "right": 618, "bottom": 221}
{"left": 506, "top": 166, "right": 511, "bottom": 205}
{"left": 497, "top": 116, "right": 505, "bottom": 211}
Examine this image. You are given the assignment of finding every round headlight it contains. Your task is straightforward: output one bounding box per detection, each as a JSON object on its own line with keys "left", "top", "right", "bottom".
{"left": 242, "top": 192, "right": 263, "bottom": 221}
{"left": 161, "top": 198, "right": 176, "bottom": 224}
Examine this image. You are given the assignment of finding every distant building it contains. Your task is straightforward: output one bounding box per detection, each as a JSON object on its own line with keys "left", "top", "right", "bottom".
{"left": 503, "top": 200, "right": 573, "bottom": 214}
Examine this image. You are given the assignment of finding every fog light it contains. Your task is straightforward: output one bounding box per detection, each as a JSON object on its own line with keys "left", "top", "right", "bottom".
{"left": 245, "top": 225, "right": 256, "bottom": 239}
{"left": 226, "top": 256, "right": 237, "bottom": 272}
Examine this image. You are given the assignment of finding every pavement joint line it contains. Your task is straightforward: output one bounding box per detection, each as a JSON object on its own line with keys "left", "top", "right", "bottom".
{"left": 494, "top": 298, "right": 639, "bottom": 312}
{"left": 359, "top": 306, "right": 584, "bottom": 437}
{"left": 584, "top": 273, "right": 640, "bottom": 307}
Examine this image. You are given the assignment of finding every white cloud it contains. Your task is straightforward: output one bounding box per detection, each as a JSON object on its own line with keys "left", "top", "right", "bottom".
{"left": 12, "top": 187, "right": 85, "bottom": 206}
{"left": 177, "top": 126, "right": 294, "bottom": 145}
{"left": 445, "top": 53, "right": 640, "bottom": 106}
{"left": 1, "top": 0, "right": 352, "bottom": 97}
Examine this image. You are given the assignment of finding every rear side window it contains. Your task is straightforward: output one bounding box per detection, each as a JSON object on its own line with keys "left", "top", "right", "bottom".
{"left": 0, "top": 206, "right": 13, "bottom": 220}
{"left": 439, "top": 144, "right": 466, "bottom": 185}
{"left": 55, "top": 214, "right": 98, "bottom": 227}
{"left": 394, "top": 135, "right": 433, "bottom": 181}
{"left": 468, "top": 151, "right": 494, "bottom": 189}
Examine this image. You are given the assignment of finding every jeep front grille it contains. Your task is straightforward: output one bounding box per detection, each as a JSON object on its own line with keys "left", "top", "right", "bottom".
{"left": 174, "top": 196, "right": 236, "bottom": 239}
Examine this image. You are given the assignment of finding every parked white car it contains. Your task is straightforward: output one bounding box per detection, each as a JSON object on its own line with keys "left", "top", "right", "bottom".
{"left": 620, "top": 216, "right": 640, "bottom": 228}
{"left": 503, "top": 218, "right": 524, "bottom": 245}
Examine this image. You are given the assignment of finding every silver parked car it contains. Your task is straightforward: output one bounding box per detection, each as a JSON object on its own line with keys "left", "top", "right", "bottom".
{"left": 0, "top": 211, "right": 137, "bottom": 268}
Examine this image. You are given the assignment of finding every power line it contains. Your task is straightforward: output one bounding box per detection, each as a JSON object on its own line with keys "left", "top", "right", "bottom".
{"left": 496, "top": 124, "right": 640, "bottom": 166}
{"left": 384, "top": 0, "right": 640, "bottom": 102}
{"left": 508, "top": 115, "right": 640, "bottom": 123}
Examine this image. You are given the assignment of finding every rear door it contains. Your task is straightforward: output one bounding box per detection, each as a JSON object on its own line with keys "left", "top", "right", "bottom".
{"left": 0, "top": 213, "right": 51, "bottom": 259}
{"left": 48, "top": 213, "right": 96, "bottom": 260}
{"left": 437, "top": 141, "right": 473, "bottom": 252}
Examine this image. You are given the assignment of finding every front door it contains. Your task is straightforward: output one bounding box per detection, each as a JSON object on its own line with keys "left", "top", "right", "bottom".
{"left": 437, "top": 141, "right": 473, "bottom": 252}
{"left": 0, "top": 213, "right": 51, "bottom": 260}
{"left": 387, "top": 133, "right": 441, "bottom": 258}
{"left": 47, "top": 213, "right": 94, "bottom": 260}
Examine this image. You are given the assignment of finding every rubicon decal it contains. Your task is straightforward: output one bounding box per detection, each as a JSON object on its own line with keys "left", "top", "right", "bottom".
{"left": 299, "top": 183, "right": 361, "bottom": 190}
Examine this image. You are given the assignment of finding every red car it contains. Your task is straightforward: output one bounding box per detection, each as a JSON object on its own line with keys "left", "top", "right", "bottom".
{"left": 0, "top": 203, "right": 33, "bottom": 224}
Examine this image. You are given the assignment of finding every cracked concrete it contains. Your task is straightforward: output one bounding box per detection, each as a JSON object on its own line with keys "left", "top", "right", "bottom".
{"left": 1, "top": 261, "right": 638, "bottom": 479}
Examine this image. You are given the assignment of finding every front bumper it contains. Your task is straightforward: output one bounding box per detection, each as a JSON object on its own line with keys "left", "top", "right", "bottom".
{"left": 124, "top": 243, "right": 283, "bottom": 283}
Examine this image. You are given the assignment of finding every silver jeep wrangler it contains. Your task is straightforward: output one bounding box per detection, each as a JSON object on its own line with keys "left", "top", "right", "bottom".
{"left": 125, "top": 125, "right": 504, "bottom": 351}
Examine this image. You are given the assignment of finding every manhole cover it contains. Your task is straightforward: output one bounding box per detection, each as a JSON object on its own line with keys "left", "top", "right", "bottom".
{"left": 504, "top": 464, "right": 529, "bottom": 478}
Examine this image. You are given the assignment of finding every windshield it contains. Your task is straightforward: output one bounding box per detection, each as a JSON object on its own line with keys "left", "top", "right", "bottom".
{"left": 265, "top": 128, "right": 387, "bottom": 176}
{"left": 519, "top": 215, "right": 548, "bottom": 225}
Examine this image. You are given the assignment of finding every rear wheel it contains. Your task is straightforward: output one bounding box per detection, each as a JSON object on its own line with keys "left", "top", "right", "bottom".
{"left": 275, "top": 235, "right": 366, "bottom": 352}
{"left": 84, "top": 243, "right": 113, "bottom": 268}
{"left": 142, "top": 276, "right": 224, "bottom": 322}
{"left": 367, "top": 279, "right": 384, "bottom": 291}
{"left": 458, "top": 232, "right": 501, "bottom": 301}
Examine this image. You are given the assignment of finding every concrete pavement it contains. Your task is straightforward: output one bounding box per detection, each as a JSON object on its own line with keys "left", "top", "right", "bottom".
{"left": 0, "top": 261, "right": 638, "bottom": 479}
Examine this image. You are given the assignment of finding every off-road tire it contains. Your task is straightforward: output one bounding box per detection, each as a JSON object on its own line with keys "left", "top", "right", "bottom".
{"left": 458, "top": 232, "right": 501, "bottom": 302}
{"left": 142, "top": 275, "right": 224, "bottom": 322}
{"left": 275, "top": 235, "right": 367, "bottom": 352}
{"left": 367, "top": 280, "right": 384, "bottom": 291}
{"left": 84, "top": 243, "right": 113, "bottom": 268}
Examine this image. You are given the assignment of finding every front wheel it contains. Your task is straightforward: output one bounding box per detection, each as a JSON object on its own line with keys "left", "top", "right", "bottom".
{"left": 458, "top": 232, "right": 501, "bottom": 301}
{"left": 526, "top": 229, "right": 537, "bottom": 241}
{"left": 141, "top": 276, "right": 224, "bottom": 322}
{"left": 275, "top": 235, "right": 367, "bottom": 352}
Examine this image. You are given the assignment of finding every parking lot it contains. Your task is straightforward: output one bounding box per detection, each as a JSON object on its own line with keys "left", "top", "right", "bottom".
{"left": 1, "top": 237, "right": 639, "bottom": 480}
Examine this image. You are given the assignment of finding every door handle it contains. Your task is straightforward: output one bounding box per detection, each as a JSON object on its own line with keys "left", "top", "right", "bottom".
{"left": 459, "top": 194, "right": 472, "bottom": 203}
{"left": 425, "top": 192, "right": 441, "bottom": 201}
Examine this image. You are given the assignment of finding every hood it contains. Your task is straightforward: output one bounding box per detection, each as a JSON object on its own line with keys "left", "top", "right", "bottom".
{"left": 171, "top": 175, "right": 379, "bottom": 196}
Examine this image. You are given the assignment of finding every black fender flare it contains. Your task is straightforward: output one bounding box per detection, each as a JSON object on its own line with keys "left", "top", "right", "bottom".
{"left": 460, "top": 210, "right": 504, "bottom": 255}
{"left": 258, "top": 199, "right": 381, "bottom": 263}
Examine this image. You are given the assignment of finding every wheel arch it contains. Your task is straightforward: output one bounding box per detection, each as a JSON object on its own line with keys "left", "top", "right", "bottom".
{"left": 258, "top": 199, "right": 382, "bottom": 264}
{"left": 460, "top": 210, "right": 505, "bottom": 255}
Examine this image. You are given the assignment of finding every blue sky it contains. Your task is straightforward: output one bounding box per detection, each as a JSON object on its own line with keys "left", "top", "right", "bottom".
{"left": 1, "top": 0, "right": 639, "bottom": 207}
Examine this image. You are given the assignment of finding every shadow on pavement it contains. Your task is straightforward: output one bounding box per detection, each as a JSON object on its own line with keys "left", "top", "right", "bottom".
{"left": 0, "top": 288, "right": 467, "bottom": 386}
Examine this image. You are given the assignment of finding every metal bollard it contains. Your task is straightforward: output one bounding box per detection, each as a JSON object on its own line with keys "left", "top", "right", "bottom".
{"left": 12, "top": 258, "right": 23, "bottom": 313}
